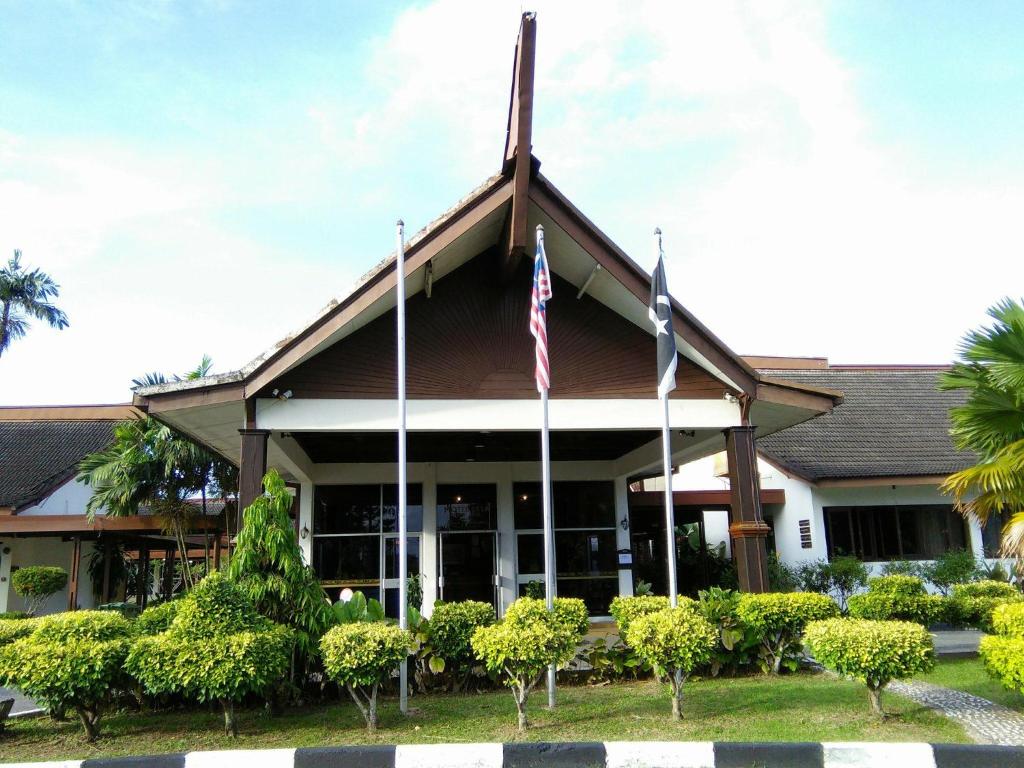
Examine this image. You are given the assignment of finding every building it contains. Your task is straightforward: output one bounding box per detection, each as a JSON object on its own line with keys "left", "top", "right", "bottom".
{"left": 0, "top": 405, "right": 223, "bottom": 614}
{"left": 132, "top": 15, "right": 840, "bottom": 618}
{"left": 671, "top": 358, "right": 989, "bottom": 575}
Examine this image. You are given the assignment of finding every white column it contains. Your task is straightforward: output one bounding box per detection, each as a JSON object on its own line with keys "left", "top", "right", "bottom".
{"left": 614, "top": 475, "right": 634, "bottom": 599}
{"left": 496, "top": 462, "right": 517, "bottom": 616}
{"left": 0, "top": 541, "right": 12, "bottom": 613}
{"left": 968, "top": 518, "right": 986, "bottom": 561}
{"left": 421, "top": 463, "right": 438, "bottom": 617}
{"left": 298, "top": 481, "right": 314, "bottom": 564}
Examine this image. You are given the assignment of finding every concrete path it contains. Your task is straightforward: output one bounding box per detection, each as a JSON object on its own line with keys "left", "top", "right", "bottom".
{"left": 890, "top": 679, "right": 1024, "bottom": 746}
{"left": 932, "top": 629, "right": 982, "bottom": 656}
{"left": 0, "top": 685, "right": 41, "bottom": 716}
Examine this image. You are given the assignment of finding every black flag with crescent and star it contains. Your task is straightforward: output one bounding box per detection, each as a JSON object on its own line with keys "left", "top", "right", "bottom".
{"left": 648, "top": 237, "right": 677, "bottom": 398}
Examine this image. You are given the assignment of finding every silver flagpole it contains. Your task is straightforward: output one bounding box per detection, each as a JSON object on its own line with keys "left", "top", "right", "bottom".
{"left": 538, "top": 225, "right": 557, "bottom": 709}
{"left": 655, "top": 228, "right": 679, "bottom": 608}
{"left": 396, "top": 220, "right": 409, "bottom": 714}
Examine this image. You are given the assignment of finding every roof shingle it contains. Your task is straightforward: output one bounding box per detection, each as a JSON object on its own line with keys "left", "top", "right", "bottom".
{"left": 0, "top": 420, "right": 118, "bottom": 509}
{"left": 756, "top": 368, "right": 975, "bottom": 481}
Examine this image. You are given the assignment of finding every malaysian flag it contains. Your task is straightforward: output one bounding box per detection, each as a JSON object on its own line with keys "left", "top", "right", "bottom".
{"left": 530, "top": 227, "right": 554, "bottom": 392}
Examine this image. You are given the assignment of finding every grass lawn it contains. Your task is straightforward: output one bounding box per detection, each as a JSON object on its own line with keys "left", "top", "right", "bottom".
{"left": 0, "top": 672, "right": 966, "bottom": 762}
{"left": 917, "top": 657, "right": 1024, "bottom": 713}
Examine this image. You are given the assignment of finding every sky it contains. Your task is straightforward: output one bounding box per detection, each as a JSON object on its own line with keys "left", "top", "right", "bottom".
{"left": 1, "top": 1, "right": 1023, "bottom": 405}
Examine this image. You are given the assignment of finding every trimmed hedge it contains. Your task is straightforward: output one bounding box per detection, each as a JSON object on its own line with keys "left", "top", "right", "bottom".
{"left": 126, "top": 573, "right": 293, "bottom": 737}
{"left": 805, "top": 618, "right": 935, "bottom": 717}
{"left": 471, "top": 597, "right": 587, "bottom": 732}
{"left": 847, "top": 575, "right": 946, "bottom": 626}
{"left": 610, "top": 595, "right": 671, "bottom": 636}
{"left": 321, "top": 621, "right": 411, "bottom": 732}
{"left": 134, "top": 600, "right": 182, "bottom": 636}
{"left": 625, "top": 606, "right": 717, "bottom": 720}
{"left": 11, "top": 566, "right": 68, "bottom": 615}
{"left": 0, "top": 611, "right": 133, "bottom": 740}
{"left": 992, "top": 602, "right": 1024, "bottom": 639}
{"left": 949, "top": 581, "right": 1022, "bottom": 632}
{"left": 0, "top": 617, "right": 38, "bottom": 647}
{"left": 428, "top": 600, "right": 495, "bottom": 672}
{"left": 735, "top": 592, "right": 839, "bottom": 674}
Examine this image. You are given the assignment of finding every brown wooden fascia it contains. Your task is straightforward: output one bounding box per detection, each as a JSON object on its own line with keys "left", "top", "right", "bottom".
{"left": 501, "top": 12, "right": 537, "bottom": 280}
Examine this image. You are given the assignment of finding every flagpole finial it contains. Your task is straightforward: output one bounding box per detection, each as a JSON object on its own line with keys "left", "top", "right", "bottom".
{"left": 654, "top": 227, "right": 661, "bottom": 236}
{"left": 396, "top": 219, "right": 404, "bottom": 228}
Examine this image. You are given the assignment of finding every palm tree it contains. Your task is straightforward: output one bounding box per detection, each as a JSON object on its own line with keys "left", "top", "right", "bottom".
{"left": 78, "top": 359, "right": 238, "bottom": 589}
{"left": 0, "top": 250, "right": 69, "bottom": 357}
{"left": 940, "top": 298, "right": 1024, "bottom": 557}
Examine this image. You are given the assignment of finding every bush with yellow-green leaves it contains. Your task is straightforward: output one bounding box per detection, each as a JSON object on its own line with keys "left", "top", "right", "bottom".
{"left": 126, "top": 572, "right": 293, "bottom": 737}
{"left": 948, "top": 580, "right": 1021, "bottom": 632}
{"left": 133, "top": 600, "right": 181, "bottom": 636}
{"left": 471, "top": 596, "right": 588, "bottom": 732}
{"left": 0, "top": 616, "right": 38, "bottom": 647}
{"left": 735, "top": 591, "right": 839, "bottom": 674}
{"left": 11, "top": 565, "right": 68, "bottom": 616}
{"left": 625, "top": 605, "right": 717, "bottom": 720}
{"left": 609, "top": 594, "right": 672, "bottom": 636}
{"left": 804, "top": 618, "right": 935, "bottom": 717}
{"left": 427, "top": 600, "right": 495, "bottom": 676}
{"left": 320, "top": 621, "right": 412, "bottom": 732}
{"left": 847, "top": 575, "right": 946, "bottom": 626}
{"left": 0, "top": 610, "right": 133, "bottom": 740}
{"left": 979, "top": 602, "right": 1024, "bottom": 701}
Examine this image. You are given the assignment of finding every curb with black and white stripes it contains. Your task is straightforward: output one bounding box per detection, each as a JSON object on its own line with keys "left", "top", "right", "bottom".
{"left": 5, "top": 742, "right": 1024, "bottom": 768}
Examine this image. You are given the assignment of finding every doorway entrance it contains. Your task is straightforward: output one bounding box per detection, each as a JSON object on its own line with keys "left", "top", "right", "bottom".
{"left": 436, "top": 484, "right": 498, "bottom": 609}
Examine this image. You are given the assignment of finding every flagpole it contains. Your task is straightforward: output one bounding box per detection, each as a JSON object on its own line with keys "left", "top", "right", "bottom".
{"left": 396, "top": 220, "right": 409, "bottom": 714}
{"left": 655, "top": 228, "right": 679, "bottom": 608}
{"left": 537, "top": 224, "right": 557, "bottom": 709}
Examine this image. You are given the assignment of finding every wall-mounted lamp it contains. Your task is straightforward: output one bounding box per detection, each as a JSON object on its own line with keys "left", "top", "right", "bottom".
{"left": 620, "top": 515, "right": 629, "bottom": 532}
{"left": 300, "top": 525, "right": 310, "bottom": 540}
{"left": 271, "top": 388, "right": 294, "bottom": 401}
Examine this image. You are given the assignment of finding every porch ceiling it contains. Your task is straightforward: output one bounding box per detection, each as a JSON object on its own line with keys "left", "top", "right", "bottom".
{"left": 291, "top": 429, "right": 660, "bottom": 463}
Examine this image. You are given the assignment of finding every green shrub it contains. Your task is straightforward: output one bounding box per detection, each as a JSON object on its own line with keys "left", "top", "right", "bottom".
{"left": 922, "top": 549, "right": 979, "bottom": 595}
{"left": 980, "top": 635, "right": 1024, "bottom": 698}
{"left": 796, "top": 557, "right": 868, "bottom": 612}
{"left": 847, "top": 576, "right": 946, "bottom": 626}
{"left": 11, "top": 566, "right": 68, "bottom": 615}
{"left": 502, "top": 596, "right": 590, "bottom": 650}
{"left": 991, "top": 602, "right": 1024, "bottom": 638}
{"left": 805, "top": 618, "right": 935, "bottom": 717}
{"left": 610, "top": 595, "right": 671, "bottom": 636}
{"left": 470, "top": 597, "right": 583, "bottom": 731}
{"left": 428, "top": 600, "right": 495, "bottom": 673}
{"left": 0, "top": 611, "right": 30, "bottom": 620}
{"left": 0, "top": 617, "right": 38, "bottom": 647}
{"left": 0, "top": 610, "right": 132, "bottom": 740}
{"left": 332, "top": 590, "right": 386, "bottom": 624}
{"left": 735, "top": 592, "right": 839, "bottom": 674}
{"left": 880, "top": 560, "right": 923, "bottom": 578}
{"left": 134, "top": 600, "right": 181, "bottom": 636}
{"left": 126, "top": 572, "right": 293, "bottom": 737}
{"left": 696, "top": 587, "right": 760, "bottom": 676}
{"left": 949, "top": 580, "right": 1022, "bottom": 631}
{"left": 625, "top": 606, "right": 717, "bottom": 719}
{"left": 320, "top": 621, "right": 411, "bottom": 732}
{"left": 767, "top": 553, "right": 799, "bottom": 592}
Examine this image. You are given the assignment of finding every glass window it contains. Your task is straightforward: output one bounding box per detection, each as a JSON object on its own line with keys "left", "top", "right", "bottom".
{"left": 513, "top": 481, "right": 616, "bottom": 529}
{"left": 556, "top": 577, "right": 619, "bottom": 615}
{"left": 555, "top": 530, "right": 616, "bottom": 577}
{"left": 437, "top": 484, "right": 497, "bottom": 530}
{"left": 384, "top": 536, "right": 421, "bottom": 579}
{"left": 312, "top": 536, "right": 379, "bottom": 586}
{"left": 824, "top": 505, "right": 968, "bottom": 561}
{"left": 314, "top": 485, "right": 380, "bottom": 534}
{"left": 517, "top": 533, "right": 545, "bottom": 574}
{"left": 382, "top": 484, "right": 424, "bottom": 532}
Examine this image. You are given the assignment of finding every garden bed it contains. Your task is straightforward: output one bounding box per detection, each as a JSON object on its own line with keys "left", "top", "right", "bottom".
{"left": 0, "top": 672, "right": 966, "bottom": 762}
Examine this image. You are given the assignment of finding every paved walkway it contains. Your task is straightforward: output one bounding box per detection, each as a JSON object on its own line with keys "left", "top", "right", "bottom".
{"left": 890, "top": 679, "right": 1024, "bottom": 746}
{"left": 0, "top": 685, "right": 41, "bottom": 717}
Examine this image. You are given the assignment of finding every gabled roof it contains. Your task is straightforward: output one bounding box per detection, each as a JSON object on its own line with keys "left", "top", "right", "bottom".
{"left": 134, "top": 13, "right": 840, "bottom": 430}
{"left": 0, "top": 405, "right": 141, "bottom": 511}
{"left": 755, "top": 367, "right": 974, "bottom": 482}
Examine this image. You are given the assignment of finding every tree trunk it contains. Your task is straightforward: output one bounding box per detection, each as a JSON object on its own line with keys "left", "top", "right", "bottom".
{"left": 221, "top": 698, "right": 238, "bottom": 736}
{"left": 367, "top": 682, "right": 379, "bottom": 732}
{"left": 514, "top": 682, "right": 529, "bottom": 732}
{"left": 670, "top": 669, "right": 684, "bottom": 720}
{"left": 867, "top": 685, "right": 885, "bottom": 718}
{"left": 76, "top": 706, "right": 100, "bottom": 742}
{"left": 0, "top": 300, "right": 10, "bottom": 358}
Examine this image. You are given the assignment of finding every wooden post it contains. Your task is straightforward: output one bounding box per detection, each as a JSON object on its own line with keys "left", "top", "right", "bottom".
{"left": 67, "top": 537, "right": 82, "bottom": 611}
{"left": 213, "top": 533, "right": 222, "bottom": 570}
{"left": 724, "top": 426, "right": 770, "bottom": 593}
{"left": 238, "top": 427, "right": 270, "bottom": 531}
{"left": 137, "top": 546, "right": 150, "bottom": 609}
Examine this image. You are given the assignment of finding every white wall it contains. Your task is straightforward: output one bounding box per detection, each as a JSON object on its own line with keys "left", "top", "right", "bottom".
{"left": 0, "top": 537, "right": 97, "bottom": 614}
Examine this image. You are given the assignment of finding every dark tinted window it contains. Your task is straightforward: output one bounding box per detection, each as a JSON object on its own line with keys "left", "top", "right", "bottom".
{"left": 314, "top": 485, "right": 380, "bottom": 534}
{"left": 437, "top": 484, "right": 497, "bottom": 530}
{"left": 513, "top": 481, "right": 616, "bottom": 529}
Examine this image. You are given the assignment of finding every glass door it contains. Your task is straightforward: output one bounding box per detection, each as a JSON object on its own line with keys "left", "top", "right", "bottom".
{"left": 439, "top": 531, "right": 497, "bottom": 606}
{"left": 382, "top": 533, "right": 421, "bottom": 617}
{"left": 436, "top": 483, "right": 498, "bottom": 608}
